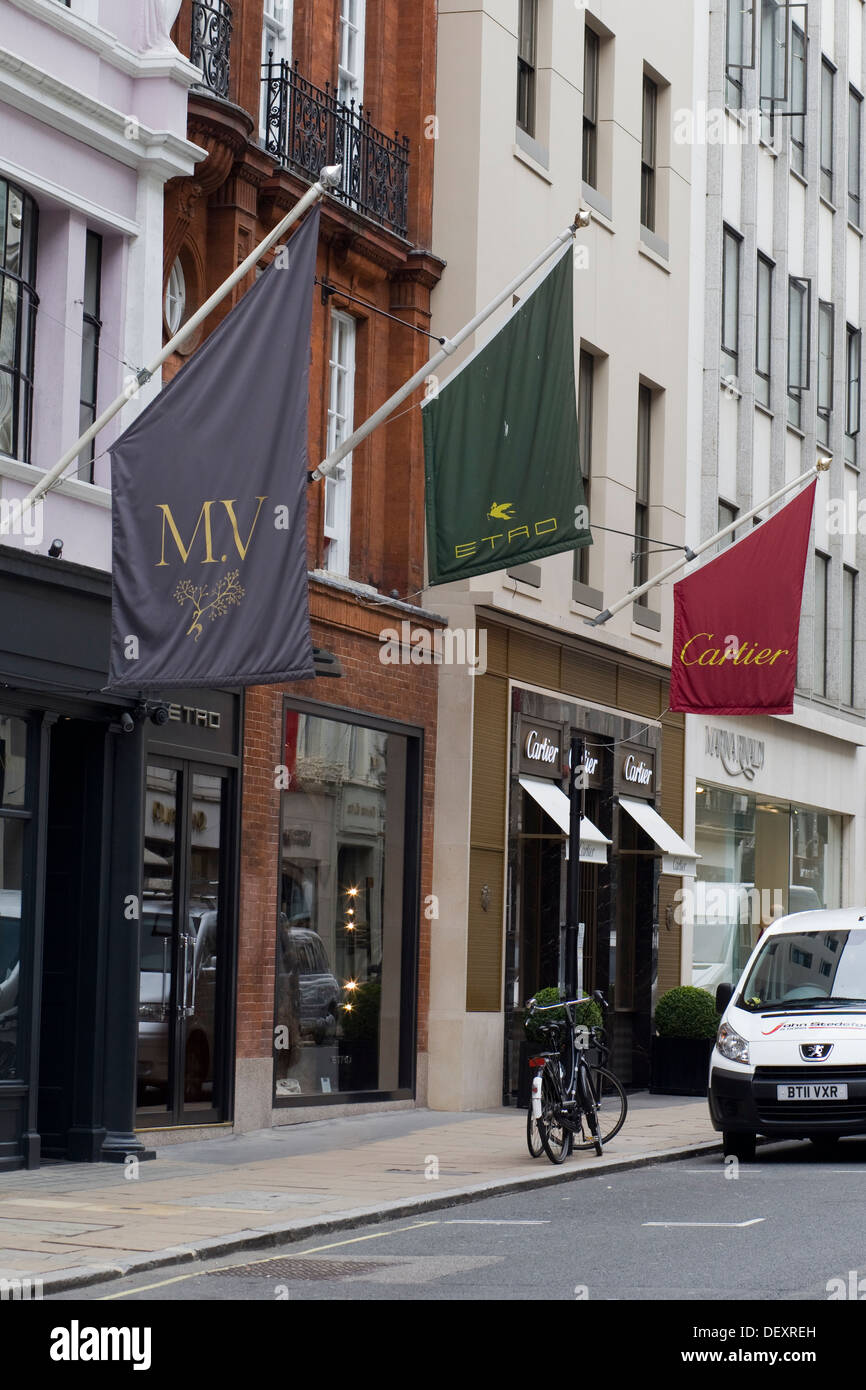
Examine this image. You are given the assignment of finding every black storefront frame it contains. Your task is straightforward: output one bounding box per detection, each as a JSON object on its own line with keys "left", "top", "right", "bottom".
{"left": 273, "top": 695, "right": 423, "bottom": 1108}
{"left": 134, "top": 744, "right": 241, "bottom": 1134}
{"left": 0, "top": 544, "right": 242, "bottom": 1167}
{"left": 504, "top": 686, "right": 664, "bottom": 1102}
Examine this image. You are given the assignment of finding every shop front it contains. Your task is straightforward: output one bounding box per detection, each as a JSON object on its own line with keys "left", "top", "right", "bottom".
{"left": 505, "top": 690, "right": 697, "bottom": 1092}
{"left": 685, "top": 715, "right": 862, "bottom": 995}
{"left": 0, "top": 544, "right": 240, "bottom": 1170}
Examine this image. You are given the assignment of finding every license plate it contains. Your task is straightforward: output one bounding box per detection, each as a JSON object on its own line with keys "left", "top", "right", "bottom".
{"left": 776, "top": 1083, "right": 848, "bottom": 1100}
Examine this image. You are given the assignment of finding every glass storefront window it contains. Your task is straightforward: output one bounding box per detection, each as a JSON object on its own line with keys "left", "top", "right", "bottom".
{"left": 0, "top": 816, "right": 23, "bottom": 1080}
{"left": 691, "top": 785, "right": 843, "bottom": 992}
{"left": 0, "top": 716, "right": 27, "bottom": 808}
{"left": 275, "top": 709, "right": 410, "bottom": 1099}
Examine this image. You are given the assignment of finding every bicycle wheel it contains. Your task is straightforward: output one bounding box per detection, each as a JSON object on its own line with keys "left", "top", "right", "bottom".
{"left": 526, "top": 1099, "right": 544, "bottom": 1158}
{"left": 573, "top": 1066, "right": 628, "bottom": 1150}
{"left": 577, "top": 1062, "right": 603, "bottom": 1156}
{"left": 538, "top": 1061, "right": 570, "bottom": 1164}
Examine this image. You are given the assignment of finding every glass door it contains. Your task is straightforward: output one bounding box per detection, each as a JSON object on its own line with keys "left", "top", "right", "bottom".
{"left": 137, "top": 761, "right": 231, "bottom": 1126}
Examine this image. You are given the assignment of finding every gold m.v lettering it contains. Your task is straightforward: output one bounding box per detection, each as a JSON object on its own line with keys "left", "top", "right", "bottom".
{"left": 174, "top": 570, "right": 245, "bottom": 641}
{"left": 157, "top": 497, "right": 268, "bottom": 566}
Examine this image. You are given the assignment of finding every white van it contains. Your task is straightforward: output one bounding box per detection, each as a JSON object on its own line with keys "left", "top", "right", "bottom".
{"left": 708, "top": 907, "right": 866, "bottom": 1161}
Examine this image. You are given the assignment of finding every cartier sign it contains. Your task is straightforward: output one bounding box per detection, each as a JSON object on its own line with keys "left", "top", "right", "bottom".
{"left": 615, "top": 744, "right": 656, "bottom": 799}
{"left": 517, "top": 718, "right": 563, "bottom": 778}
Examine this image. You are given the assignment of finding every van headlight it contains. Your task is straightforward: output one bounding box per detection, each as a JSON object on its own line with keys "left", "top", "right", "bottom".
{"left": 717, "top": 1021, "right": 749, "bottom": 1065}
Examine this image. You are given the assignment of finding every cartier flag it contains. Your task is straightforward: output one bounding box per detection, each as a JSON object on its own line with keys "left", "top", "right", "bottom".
{"left": 107, "top": 205, "right": 320, "bottom": 690}
{"left": 670, "top": 482, "right": 816, "bottom": 716}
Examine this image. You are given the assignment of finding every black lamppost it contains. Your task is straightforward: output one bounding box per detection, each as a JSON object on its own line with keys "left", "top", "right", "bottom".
{"left": 564, "top": 734, "right": 586, "bottom": 1001}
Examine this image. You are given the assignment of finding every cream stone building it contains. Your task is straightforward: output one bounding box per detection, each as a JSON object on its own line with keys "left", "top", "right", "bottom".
{"left": 424, "top": 0, "right": 700, "bottom": 1108}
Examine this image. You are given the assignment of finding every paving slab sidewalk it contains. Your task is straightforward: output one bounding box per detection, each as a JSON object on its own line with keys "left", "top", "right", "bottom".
{"left": 0, "top": 1093, "right": 718, "bottom": 1293}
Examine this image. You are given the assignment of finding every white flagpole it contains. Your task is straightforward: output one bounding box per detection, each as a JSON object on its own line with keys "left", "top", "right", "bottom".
{"left": 586, "top": 458, "right": 831, "bottom": 627}
{"left": 310, "top": 210, "right": 592, "bottom": 482}
{"left": 0, "top": 166, "right": 343, "bottom": 536}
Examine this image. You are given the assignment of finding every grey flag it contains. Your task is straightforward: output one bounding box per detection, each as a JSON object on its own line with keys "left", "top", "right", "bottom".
{"left": 107, "top": 205, "right": 320, "bottom": 690}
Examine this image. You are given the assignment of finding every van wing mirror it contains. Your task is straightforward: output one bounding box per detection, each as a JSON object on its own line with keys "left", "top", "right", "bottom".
{"left": 715, "top": 982, "right": 734, "bottom": 1015}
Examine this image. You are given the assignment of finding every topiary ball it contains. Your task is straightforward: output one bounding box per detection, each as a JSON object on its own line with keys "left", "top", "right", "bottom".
{"left": 654, "top": 985, "right": 718, "bottom": 1039}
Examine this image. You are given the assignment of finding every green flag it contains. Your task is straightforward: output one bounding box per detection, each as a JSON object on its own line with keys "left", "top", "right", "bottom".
{"left": 422, "top": 246, "right": 591, "bottom": 586}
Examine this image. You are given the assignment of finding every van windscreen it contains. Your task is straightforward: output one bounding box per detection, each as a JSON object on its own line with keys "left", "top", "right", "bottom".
{"left": 738, "top": 930, "right": 866, "bottom": 1011}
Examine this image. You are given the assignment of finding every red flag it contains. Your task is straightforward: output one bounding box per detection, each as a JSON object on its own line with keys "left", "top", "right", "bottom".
{"left": 670, "top": 482, "right": 816, "bottom": 716}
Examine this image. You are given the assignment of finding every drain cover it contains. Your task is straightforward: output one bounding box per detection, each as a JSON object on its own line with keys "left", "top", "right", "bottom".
{"left": 212, "top": 1258, "right": 396, "bottom": 1281}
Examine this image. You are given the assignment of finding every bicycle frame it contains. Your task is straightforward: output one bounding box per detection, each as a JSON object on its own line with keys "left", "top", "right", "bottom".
{"left": 527, "top": 995, "right": 606, "bottom": 1137}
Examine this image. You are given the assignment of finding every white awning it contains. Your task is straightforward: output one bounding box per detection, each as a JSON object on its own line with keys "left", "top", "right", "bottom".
{"left": 619, "top": 796, "right": 699, "bottom": 877}
{"left": 519, "top": 776, "right": 611, "bottom": 864}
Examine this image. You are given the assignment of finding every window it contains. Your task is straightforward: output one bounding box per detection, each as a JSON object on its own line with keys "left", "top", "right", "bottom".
{"left": 847, "top": 325, "right": 861, "bottom": 463}
{"left": 790, "top": 23, "right": 806, "bottom": 176}
{"left": 788, "top": 275, "right": 811, "bottom": 429}
{"left": 821, "top": 58, "right": 835, "bottom": 202}
{"left": 850, "top": 88, "right": 862, "bottom": 225}
{"left": 78, "top": 231, "right": 101, "bottom": 484}
{"left": 516, "top": 0, "right": 538, "bottom": 136}
{"left": 759, "top": 0, "right": 786, "bottom": 141}
{"left": 338, "top": 0, "right": 365, "bottom": 107}
{"left": 726, "top": 0, "right": 754, "bottom": 108}
{"left": 583, "top": 26, "right": 599, "bottom": 190}
{"left": 276, "top": 707, "right": 419, "bottom": 1102}
{"left": 261, "top": 0, "right": 292, "bottom": 137}
{"left": 814, "top": 552, "right": 829, "bottom": 696}
{"left": 817, "top": 300, "right": 834, "bottom": 446}
{"left": 634, "top": 384, "right": 652, "bottom": 603}
{"left": 575, "top": 350, "right": 594, "bottom": 586}
{"left": 0, "top": 178, "right": 38, "bottom": 463}
{"left": 324, "top": 310, "right": 356, "bottom": 577}
{"left": 641, "top": 75, "right": 657, "bottom": 232}
{"left": 718, "top": 499, "right": 739, "bottom": 550}
{"left": 843, "top": 566, "right": 857, "bottom": 704}
{"left": 164, "top": 257, "right": 186, "bottom": 336}
{"left": 722, "top": 226, "right": 741, "bottom": 380}
{"left": 756, "top": 253, "right": 773, "bottom": 407}
{"left": 0, "top": 715, "right": 28, "bottom": 1082}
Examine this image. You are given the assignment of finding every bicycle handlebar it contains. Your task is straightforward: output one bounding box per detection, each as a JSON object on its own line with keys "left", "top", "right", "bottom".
{"left": 526, "top": 991, "right": 609, "bottom": 1015}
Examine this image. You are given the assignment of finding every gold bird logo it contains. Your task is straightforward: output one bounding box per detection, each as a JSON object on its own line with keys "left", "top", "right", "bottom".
{"left": 487, "top": 501, "right": 514, "bottom": 521}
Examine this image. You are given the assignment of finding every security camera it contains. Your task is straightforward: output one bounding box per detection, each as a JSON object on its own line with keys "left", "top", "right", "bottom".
{"left": 120, "top": 712, "right": 135, "bottom": 733}
{"left": 150, "top": 704, "right": 170, "bottom": 727}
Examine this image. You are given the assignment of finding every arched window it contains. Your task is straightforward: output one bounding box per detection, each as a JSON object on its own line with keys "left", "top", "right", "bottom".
{"left": 164, "top": 257, "right": 187, "bottom": 336}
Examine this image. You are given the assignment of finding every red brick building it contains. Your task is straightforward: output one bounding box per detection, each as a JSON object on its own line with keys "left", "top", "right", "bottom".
{"left": 140, "top": 0, "right": 443, "bottom": 1142}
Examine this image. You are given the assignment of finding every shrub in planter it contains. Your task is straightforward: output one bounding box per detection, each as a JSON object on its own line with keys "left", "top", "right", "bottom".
{"left": 654, "top": 986, "right": 719, "bottom": 1040}
{"left": 651, "top": 986, "right": 718, "bottom": 1096}
{"left": 523, "top": 987, "right": 603, "bottom": 1045}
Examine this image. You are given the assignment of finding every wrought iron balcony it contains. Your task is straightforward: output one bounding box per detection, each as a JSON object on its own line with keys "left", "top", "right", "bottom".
{"left": 262, "top": 59, "right": 410, "bottom": 241}
{"left": 190, "top": 0, "right": 233, "bottom": 101}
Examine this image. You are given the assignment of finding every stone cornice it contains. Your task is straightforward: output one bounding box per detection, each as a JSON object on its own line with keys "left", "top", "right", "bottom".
{"left": 0, "top": 44, "right": 204, "bottom": 180}
{"left": 5, "top": 0, "right": 201, "bottom": 87}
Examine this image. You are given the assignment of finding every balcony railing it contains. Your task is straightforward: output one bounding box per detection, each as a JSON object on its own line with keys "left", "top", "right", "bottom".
{"left": 262, "top": 59, "right": 410, "bottom": 241}
{"left": 190, "top": 0, "right": 233, "bottom": 100}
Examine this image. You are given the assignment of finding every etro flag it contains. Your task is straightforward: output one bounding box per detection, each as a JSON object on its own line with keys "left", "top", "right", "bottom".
{"left": 107, "top": 205, "right": 320, "bottom": 690}
{"left": 422, "top": 246, "right": 591, "bottom": 585}
{"left": 670, "top": 481, "right": 816, "bottom": 716}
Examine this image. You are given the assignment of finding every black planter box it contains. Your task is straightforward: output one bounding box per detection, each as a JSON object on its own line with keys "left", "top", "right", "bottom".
{"left": 649, "top": 1036, "right": 714, "bottom": 1097}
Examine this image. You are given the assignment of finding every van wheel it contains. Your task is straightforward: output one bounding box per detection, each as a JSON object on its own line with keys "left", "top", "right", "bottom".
{"left": 809, "top": 1135, "right": 841, "bottom": 1155}
{"left": 722, "top": 1132, "right": 756, "bottom": 1162}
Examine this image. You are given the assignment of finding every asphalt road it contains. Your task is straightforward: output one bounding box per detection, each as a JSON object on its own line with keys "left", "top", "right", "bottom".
{"left": 49, "top": 1135, "right": 866, "bottom": 1302}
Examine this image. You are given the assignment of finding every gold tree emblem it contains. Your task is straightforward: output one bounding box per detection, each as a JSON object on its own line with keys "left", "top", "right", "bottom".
{"left": 174, "top": 570, "right": 245, "bottom": 641}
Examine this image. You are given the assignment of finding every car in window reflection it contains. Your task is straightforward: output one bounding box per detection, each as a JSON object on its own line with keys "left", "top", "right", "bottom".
{"left": 278, "top": 920, "right": 340, "bottom": 1043}
{"left": 137, "top": 897, "right": 217, "bottom": 1104}
{"left": 0, "top": 889, "right": 20, "bottom": 1081}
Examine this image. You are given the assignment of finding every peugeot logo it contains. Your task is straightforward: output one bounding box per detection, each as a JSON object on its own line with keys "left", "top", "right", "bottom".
{"left": 800, "top": 1043, "right": 833, "bottom": 1061}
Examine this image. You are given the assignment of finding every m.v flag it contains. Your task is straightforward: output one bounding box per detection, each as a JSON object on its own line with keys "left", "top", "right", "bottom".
{"left": 107, "top": 206, "right": 320, "bottom": 690}
{"left": 670, "top": 481, "right": 816, "bottom": 716}
{"left": 422, "top": 246, "right": 591, "bottom": 585}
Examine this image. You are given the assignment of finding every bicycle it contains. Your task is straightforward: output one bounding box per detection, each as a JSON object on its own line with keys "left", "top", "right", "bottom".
{"left": 525, "top": 991, "right": 627, "bottom": 1164}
